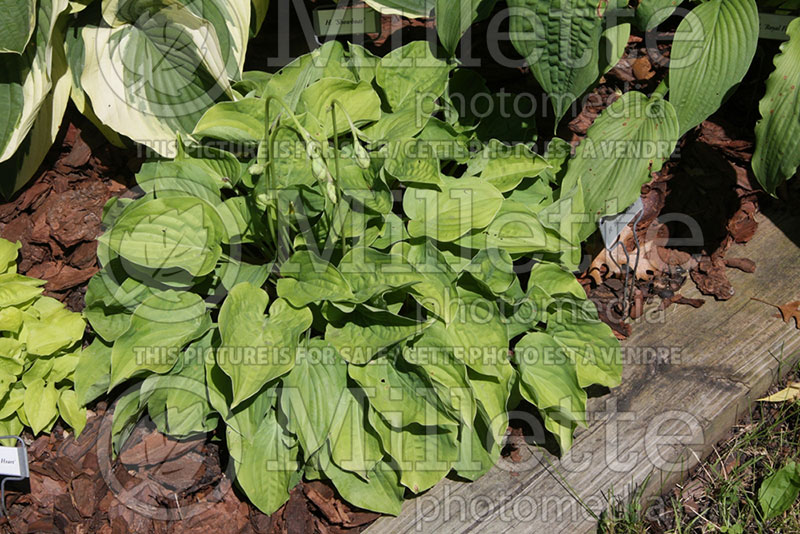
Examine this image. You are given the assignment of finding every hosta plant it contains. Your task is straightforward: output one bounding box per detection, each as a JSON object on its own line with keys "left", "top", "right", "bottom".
{"left": 71, "top": 39, "right": 699, "bottom": 515}
{"left": 0, "top": 238, "right": 87, "bottom": 442}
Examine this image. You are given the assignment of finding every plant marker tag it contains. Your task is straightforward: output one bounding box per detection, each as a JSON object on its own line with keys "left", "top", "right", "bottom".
{"left": 0, "top": 443, "right": 28, "bottom": 478}
{"left": 598, "top": 197, "right": 643, "bottom": 250}
{"left": 759, "top": 13, "right": 796, "bottom": 40}
{"left": 314, "top": 7, "right": 381, "bottom": 37}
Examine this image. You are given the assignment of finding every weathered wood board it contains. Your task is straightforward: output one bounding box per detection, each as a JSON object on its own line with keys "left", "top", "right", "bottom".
{"left": 367, "top": 208, "right": 800, "bottom": 534}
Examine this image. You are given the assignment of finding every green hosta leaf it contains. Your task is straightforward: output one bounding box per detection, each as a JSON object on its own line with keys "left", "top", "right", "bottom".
{"left": 57, "top": 389, "right": 87, "bottom": 437}
{"left": 234, "top": 408, "right": 300, "bottom": 515}
{"left": 0, "top": 0, "right": 35, "bottom": 54}
{"left": 404, "top": 175, "right": 504, "bottom": 242}
{"left": 109, "top": 291, "right": 211, "bottom": 388}
{"left": 384, "top": 139, "right": 443, "bottom": 186}
{"left": 79, "top": 4, "right": 233, "bottom": 157}
{"left": 363, "top": 110, "right": 429, "bottom": 144}
{"left": 635, "top": 0, "right": 679, "bottom": 31}
{"left": 759, "top": 461, "right": 800, "bottom": 520}
{"left": 529, "top": 262, "right": 585, "bottom": 300}
{"left": 193, "top": 97, "right": 266, "bottom": 143}
{"left": 376, "top": 41, "right": 451, "bottom": 110}
{"left": 100, "top": 196, "right": 225, "bottom": 277}
{"left": 277, "top": 250, "right": 355, "bottom": 307}
{"left": 324, "top": 456, "right": 405, "bottom": 516}
{"left": 325, "top": 305, "right": 425, "bottom": 364}
{"left": 543, "top": 92, "right": 679, "bottom": 242}
{"left": 368, "top": 408, "right": 459, "bottom": 493}
{"left": 436, "top": 0, "right": 482, "bottom": 55}
{"left": 348, "top": 357, "right": 457, "bottom": 429}
{"left": 508, "top": 0, "right": 604, "bottom": 123}
{"left": 469, "top": 364, "right": 514, "bottom": 448}
{"left": 0, "top": 275, "right": 45, "bottom": 307}
{"left": 468, "top": 141, "right": 550, "bottom": 192}
{"left": 752, "top": 17, "right": 800, "bottom": 196}
{"left": 75, "top": 337, "right": 112, "bottom": 406}
{"left": 669, "top": 0, "right": 758, "bottom": 136}
{"left": 338, "top": 247, "right": 422, "bottom": 303}
{"left": 23, "top": 378, "right": 59, "bottom": 435}
{"left": 463, "top": 248, "right": 516, "bottom": 295}
{"left": 328, "top": 388, "right": 383, "bottom": 478}
{"left": 298, "top": 78, "right": 381, "bottom": 138}
{"left": 281, "top": 339, "right": 348, "bottom": 456}
{"left": 454, "top": 199, "right": 552, "bottom": 254}
{"left": 391, "top": 240, "right": 459, "bottom": 323}
{"left": 218, "top": 283, "right": 312, "bottom": 407}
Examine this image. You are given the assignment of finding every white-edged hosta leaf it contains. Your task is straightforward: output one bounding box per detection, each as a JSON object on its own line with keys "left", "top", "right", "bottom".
{"left": 79, "top": 4, "right": 233, "bottom": 157}
{"left": 668, "top": 0, "right": 758, "bottom": 136}
{"left": 0, "top": 0, "right": 36, "bottom": 54}
{"left": 752, "top": 17, "right": 800, "bottom": 196}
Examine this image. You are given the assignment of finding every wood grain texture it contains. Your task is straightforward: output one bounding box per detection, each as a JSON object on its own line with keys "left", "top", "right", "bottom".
{"left": 367, "top": 207, "right": 800, "bottom": 534}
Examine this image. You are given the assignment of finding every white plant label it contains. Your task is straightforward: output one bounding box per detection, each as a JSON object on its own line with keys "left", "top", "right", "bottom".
{"left": 0, "top": 446, "right": 28, "bottom": 478}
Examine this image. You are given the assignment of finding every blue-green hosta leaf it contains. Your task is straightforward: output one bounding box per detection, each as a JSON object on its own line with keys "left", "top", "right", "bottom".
{"left": 669, "top": 0, "right": 758, "bottom": 136}
{"left": 218, "top": 283, "right": 312, "bottom": 407}
{"left": 99, "top": 196, "right": 226, "bottom": 277}
{"left": 543, "top": 92, "right": 679, "bottom": 242}
{"left": 508, "top": 0, "right": 604, "bottom": 123}
{"left": 281, "top": 339, "right": 348, "bottom": 456}
{"left": 277, "top": 250, "right": 355, "bottom": 307}
{"left": 298, "top": 78, "right": 381, "bottom": 138}
{"left": 325, "top": 305, "right": 426, "bottom": 365}
{"left": 79, "top": 3, "right": 233, "bottom": 157}
{"left": 23, "top": 378, "right": 59, "bottom": 435}
{"left": 404, "top": 175, "right": 504, "bottom": 242}
{"left": 752, "top": 17, "right": 800, "bottom": 196}
{"left": 0, "top": 0, "right": 35, "bottom": 54}
{"left": 233, "top": 408, "right": 300, "bottom": 515}
{"left": 368, "top": 408, "right": 459, "bottom": 493}
{"left": 375, "top": 41, "right": 451, "bottom": 111}
{"left": 328, "top": 388, "right": 383, "bottom": 478}
{"left": 324, "top": 456, "right": 405, "bottom": 516}
{"left": 109, "top": 291, "right": 211, "bottom": 388}
{"left": 634, "top": 0, "right": 679, "bottom": 31}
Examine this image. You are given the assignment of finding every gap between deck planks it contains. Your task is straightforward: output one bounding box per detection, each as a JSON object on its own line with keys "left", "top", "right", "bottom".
{"left": 366, "top": 207, "right": 800, "bottom": 534}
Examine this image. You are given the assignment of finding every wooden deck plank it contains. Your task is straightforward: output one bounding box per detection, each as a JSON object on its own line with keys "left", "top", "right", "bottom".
{"left": 367, "top": 208, "right": 800, "bottom": 534}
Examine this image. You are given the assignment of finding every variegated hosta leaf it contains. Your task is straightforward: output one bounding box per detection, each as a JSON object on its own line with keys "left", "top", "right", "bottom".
{"left": 0, "top": 5, "right": 71, "bottom": 197}
{"left": 0, "top": 0, "right": 36, "bottom": 54}
{"left": 752, "top": 17, "right": 800, "bottom": 196}
{"left": 0, "top": 0, "right": 69, "bottom": 166}
{"left": 79, "top": 3, "right": 233, "bottom": 157}
{"left": 508, "top": 0, "right": 605, "bottom": 124}
{"left": 364, "top": 0, "right": 434, "bottom": 18}
{"left": 541, "top": 91, "right": 679, "bottom": 242}
{"left": 668, "top": 0, "right": 758, "bottom": 136}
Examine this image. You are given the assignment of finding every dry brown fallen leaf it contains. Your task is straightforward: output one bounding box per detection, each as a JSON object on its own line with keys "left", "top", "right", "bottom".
{"left": 750, "top": 298, "right": 800, "bottom": 329}
{"left": 758, "top": 383, "right": 800, "bottom": 403}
